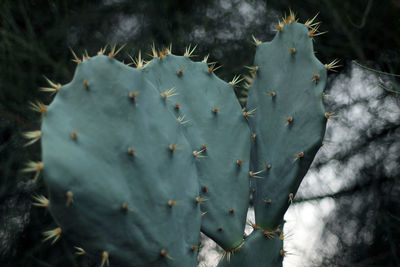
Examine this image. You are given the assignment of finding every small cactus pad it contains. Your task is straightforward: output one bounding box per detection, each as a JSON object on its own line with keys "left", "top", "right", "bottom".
{"left": 41, "top": 55, "right": 202, "bottom": 266}
{"left": 218, "top": 228, "right": 283, "bottom": 267}
{"left": 143, "top": 54, "right": 251, "bottom": 250}
{"left": 246, "top": 21, "right": 327, "bottom": 230}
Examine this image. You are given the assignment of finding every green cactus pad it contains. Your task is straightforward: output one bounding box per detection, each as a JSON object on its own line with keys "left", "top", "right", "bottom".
{"left": 143, "top": 54, "right": 251, "bottom": 250}
{"left": 40, "top": 50, "right": 252, "bottom": 267}
{"left": 41, "top": 55, "right": 202, "bottom": 266}
{"left": 218, "top": 229, "right": 283, "bottom": 267}
{"left": 246, "top": 21, "right": 327, "bottom": 230}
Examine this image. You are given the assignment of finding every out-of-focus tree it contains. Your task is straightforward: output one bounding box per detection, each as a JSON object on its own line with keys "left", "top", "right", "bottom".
{"left": 293, "top": 63, "right": 400, "bottom": 266}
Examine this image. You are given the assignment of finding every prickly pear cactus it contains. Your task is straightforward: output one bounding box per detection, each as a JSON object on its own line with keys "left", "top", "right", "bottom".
{"left": 25, "top": 11, "right": 335, "bottom": 267}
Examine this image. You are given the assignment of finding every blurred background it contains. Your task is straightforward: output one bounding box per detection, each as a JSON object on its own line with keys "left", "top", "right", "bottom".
{"left": 0, "top": 0, "right": 399, "bottom": 266}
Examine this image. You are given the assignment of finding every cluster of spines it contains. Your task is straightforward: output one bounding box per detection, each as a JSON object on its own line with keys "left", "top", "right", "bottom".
{"left": 245, "top": 12, "right": 340, "bottom": 114}
{"left": 219, "top": 221, "right": 286, "bottom": 265}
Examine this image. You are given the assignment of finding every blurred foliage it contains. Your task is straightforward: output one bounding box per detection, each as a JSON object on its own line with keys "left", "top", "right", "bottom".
{"left": 294, "top": 61, "right": 400, "bottom": 266}
{"left": 0, "top": 0, "right": 399, "bottom": 266}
